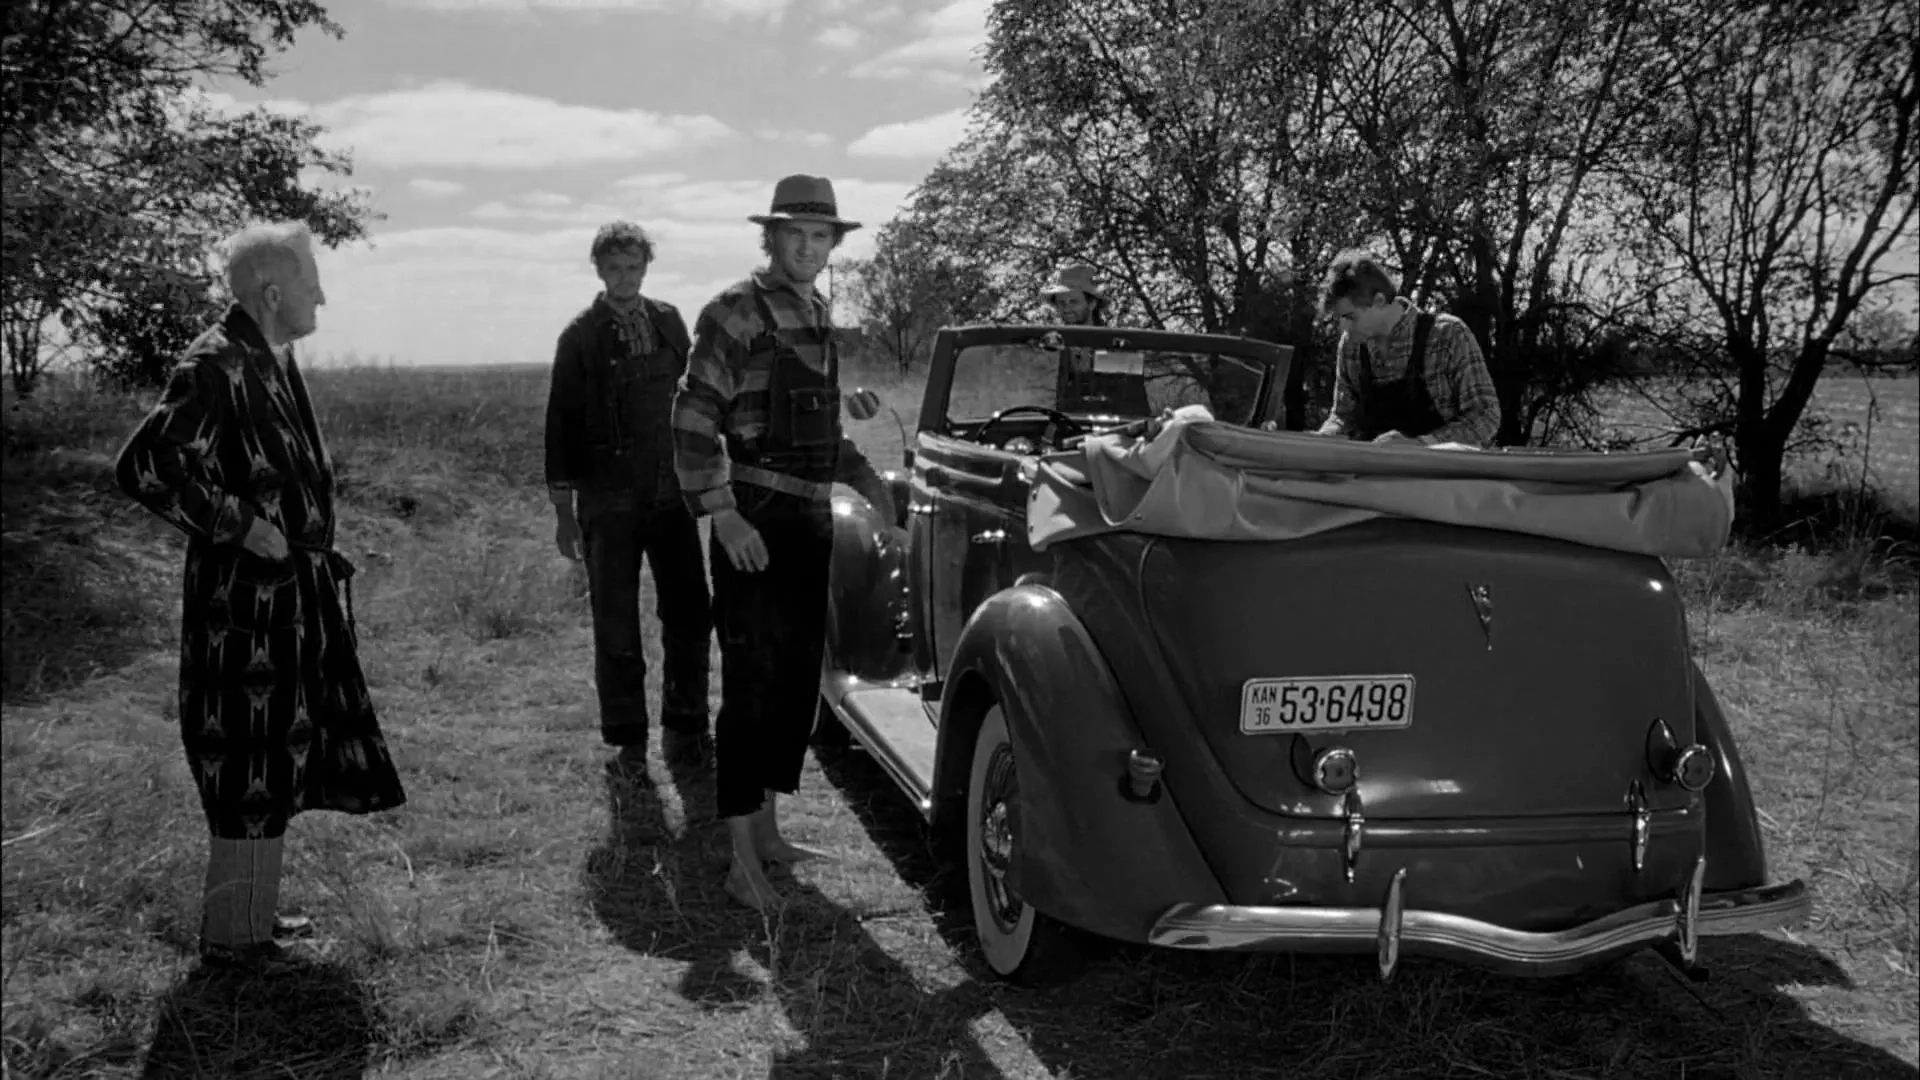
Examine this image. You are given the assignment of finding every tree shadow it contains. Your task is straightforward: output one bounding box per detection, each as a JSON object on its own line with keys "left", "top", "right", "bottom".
{"left": 812, "top": 742, "right": 1920, "bottom": 1080}
{"left": 141, "top": 956, "right": 375, "bottom": 1079}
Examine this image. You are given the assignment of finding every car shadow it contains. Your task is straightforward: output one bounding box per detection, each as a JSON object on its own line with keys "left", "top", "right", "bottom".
{"left": 581, "top": 751, "right": 1014, "bottom": 1078}
{"left": 812, "top": 742, "right": 1920, "bottom": 1080}
{"left": 141, "top": 956, "right": 375, "bottom": 1078}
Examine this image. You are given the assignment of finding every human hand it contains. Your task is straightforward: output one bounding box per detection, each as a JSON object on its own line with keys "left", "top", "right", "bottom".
{"left": 713, "top": 509, "right": 769, "bottom": 573}
{"left": 554, "top": 510, "right": 584, "bottom": 561}
{"left": 241, "top": 516, "right": 289, "bottom": 561}
{"left": 1372, "top": 430, "right": 1420, "bottom": 446}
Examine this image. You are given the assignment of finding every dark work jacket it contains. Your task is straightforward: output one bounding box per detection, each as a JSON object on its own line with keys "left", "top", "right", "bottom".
{"left": 545, "top": 294, "right": 694, "bottom": 502}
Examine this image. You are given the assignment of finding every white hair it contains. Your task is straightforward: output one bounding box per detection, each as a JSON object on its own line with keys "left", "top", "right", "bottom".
{"left": 223, "top": 221, "right": 315, "bottom": 301}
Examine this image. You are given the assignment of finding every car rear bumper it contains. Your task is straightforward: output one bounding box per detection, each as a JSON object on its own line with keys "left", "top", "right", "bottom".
{"left": 1145, "top": 857, "right": 1811, "bottom": 979}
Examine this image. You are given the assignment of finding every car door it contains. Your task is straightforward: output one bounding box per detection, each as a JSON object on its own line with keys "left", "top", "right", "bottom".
{"left": 913, "top": 433, "right": 1028, "bottom": 683}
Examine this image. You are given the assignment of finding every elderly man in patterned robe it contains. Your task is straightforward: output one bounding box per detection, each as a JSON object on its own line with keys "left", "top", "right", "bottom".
{"left": 114, "top": 221, "right": 407, "bottom": 973}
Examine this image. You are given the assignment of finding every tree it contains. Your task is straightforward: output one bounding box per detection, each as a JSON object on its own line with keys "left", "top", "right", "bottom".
{"left": 1610, "top": 0, "right": 1918, "bottom": 527}
{"left": 840, "top": 217, "right": 998, "bottom": 376}
{"left": 2, "top": 0, "right": 377, "bottom": 394}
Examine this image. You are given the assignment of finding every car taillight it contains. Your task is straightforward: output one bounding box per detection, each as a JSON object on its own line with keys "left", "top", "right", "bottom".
{"left": 1672, "top": 745, "right": 1716, "bottom": 792}
{"left": 1311, "top": 746, "right": 1359, "bottom": 795}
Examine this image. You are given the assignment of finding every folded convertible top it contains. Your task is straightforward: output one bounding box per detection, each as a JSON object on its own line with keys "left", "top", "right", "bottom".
{"left": 1027, "top": 415, "right": 1736, "bottom": 559}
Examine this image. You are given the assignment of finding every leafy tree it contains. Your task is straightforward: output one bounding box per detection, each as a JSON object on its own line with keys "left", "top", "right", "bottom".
{"left": 839, "top": 217, "right": 998, "bottom": 377}
{"left": 2, "top": 0, "right": 377, "bottom": 394}
{"left": 1609, "top": 0, "right": 1918, "bottom": 526}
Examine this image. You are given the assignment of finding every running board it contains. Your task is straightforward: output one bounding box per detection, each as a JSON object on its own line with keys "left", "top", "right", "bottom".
{"left": 821, "top": 671, "right": 940, "bottom": 819}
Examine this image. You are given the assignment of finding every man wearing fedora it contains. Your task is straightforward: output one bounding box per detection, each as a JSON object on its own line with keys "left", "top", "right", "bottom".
{"left": 1041, "top": 263, "right": 1151, "bottom": 416}
{"left": 670, "top": 174, "right": 893, "bottom": 910}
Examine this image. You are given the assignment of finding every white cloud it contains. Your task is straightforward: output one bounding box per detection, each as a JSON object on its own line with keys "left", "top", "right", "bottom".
{"left": 755, "top": 127, "right": 835, "bottom": 148}
{"left": 815, "top": 24, "right": 863, "bottom": 48}
{"left": 279, "top": 82, "right": 734, "bottom": 170}
{"left": 409, "top": 178, "right": 467, "bottom": 198}
{"left": 847, "top": 108, "right": 969, "bottom": 158}
{"left": 851, "top": 0, "right": 987, "bottom": 84}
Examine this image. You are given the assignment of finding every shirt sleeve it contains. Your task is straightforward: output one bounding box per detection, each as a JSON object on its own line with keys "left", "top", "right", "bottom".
{"left": 672, "top": 300, "right": 748, "bottom": 517}
{"left": 112, "top": 358, "right": 257, "bottom": 545}
{"left": 544, "top": 323, "right": 586, "bottom": 506}
{"left": 1316, "top": 336, "right": 1361, "bottom": 437}
{"left": 1421, "top": 321, "right": 1503, "bottom": 447}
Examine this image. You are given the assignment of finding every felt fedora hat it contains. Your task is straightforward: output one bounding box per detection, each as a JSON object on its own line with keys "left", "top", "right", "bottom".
{"left": 748, "top": 175, "right": 863, "bottom": 230}
{"left": 1041, "top": 264, "right": 1106, "bottom": 301}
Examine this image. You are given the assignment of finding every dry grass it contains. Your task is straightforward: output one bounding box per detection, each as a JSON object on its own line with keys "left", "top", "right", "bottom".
{"left": 2, "top": 356, "right": 1915, "bottom": 1079}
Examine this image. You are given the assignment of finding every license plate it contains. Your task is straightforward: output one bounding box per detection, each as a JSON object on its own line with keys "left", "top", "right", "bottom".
{"left": 1239, "top": 675, "right": 1416, "bottom": 734}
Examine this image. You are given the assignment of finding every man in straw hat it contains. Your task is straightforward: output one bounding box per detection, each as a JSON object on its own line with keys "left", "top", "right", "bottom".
{"left": 670, "top": 174, "right": 894, "bottom": 910}
{"left": 1041, "top": 263, "right": 1151, "bottom": 415}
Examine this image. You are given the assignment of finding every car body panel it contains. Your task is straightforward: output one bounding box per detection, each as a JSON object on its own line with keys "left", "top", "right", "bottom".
{"left": 817, "top": 322, "right": 1807, "bottom": 978}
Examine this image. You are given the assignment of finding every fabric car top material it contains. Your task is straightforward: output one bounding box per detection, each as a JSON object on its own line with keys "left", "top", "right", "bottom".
{"left": 1026, "top": 412, "right": 1735, "bottom": 559}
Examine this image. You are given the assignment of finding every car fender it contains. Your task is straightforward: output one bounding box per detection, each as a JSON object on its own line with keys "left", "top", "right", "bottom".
{"left": 1692, "top": 660, "right": 1769, "bottom": 891}
{"left": 825, "top": 484, "right": 912, "bottom": 681}
{"left": 934, "top": 582, "right": 1229, "bottom": 943}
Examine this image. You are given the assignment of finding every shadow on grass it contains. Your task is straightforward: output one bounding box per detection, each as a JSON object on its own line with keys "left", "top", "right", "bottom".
{"left": 581, "top": 753, "right": 1012, "bottom": 1079}
{"left": 812, "top": 742, "right": 1919, "bottom": 1080}
{"left": 141, "top": 957, "right": 375, "bottom": 1079}
{"left": 0, "top": 445, "right": 165, "bottom": 705}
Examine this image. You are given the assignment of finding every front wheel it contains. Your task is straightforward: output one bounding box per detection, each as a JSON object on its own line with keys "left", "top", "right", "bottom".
{"left": 965, "top": 705, "right": 1085, "bottom": 985}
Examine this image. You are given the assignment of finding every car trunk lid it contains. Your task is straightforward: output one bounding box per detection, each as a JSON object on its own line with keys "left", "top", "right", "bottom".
{"left": 1137, "top": 521, "right": 1698, "bottom": 820}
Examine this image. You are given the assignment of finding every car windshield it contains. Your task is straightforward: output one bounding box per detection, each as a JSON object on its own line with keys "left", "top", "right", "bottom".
{"left": 945, "top": 342, "right": 1268, "bottom": 428}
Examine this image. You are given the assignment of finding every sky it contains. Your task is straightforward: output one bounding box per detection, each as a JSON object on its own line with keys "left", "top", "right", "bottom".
{"left": 207, "top": 0, "right": 990, "bottom": 367}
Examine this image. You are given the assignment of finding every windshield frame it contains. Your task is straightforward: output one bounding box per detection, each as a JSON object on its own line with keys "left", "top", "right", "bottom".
{"left": 915, "top": 324, "right": 1292, "bottom": 437}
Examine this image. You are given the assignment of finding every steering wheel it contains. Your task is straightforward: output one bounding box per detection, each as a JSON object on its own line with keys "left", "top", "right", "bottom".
{"left": 972, "top": 405, "right": 1086, "bottom": 449}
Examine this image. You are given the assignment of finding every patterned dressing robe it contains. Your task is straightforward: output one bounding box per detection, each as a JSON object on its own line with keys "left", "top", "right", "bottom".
{"left": 114, "top": 304, "right": 407, "bottom": 840}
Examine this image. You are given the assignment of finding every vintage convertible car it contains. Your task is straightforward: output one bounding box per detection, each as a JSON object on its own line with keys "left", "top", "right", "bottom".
{"left": 819, "top": 323, "right": 1812, "bottom": 985}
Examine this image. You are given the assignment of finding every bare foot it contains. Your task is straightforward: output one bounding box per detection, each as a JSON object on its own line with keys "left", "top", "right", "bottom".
{"left": 723, "top": 859, "right": 782, "bottom": 911}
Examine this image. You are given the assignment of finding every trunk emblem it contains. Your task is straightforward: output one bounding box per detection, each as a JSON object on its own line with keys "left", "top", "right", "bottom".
{"left": 1466, "top": 583, "right": 1495, "bottom": 649}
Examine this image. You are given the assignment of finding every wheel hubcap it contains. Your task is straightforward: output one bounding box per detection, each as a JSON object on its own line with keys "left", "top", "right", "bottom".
{"left": 979, "top": 742, "right": 1023, "bottom": 932}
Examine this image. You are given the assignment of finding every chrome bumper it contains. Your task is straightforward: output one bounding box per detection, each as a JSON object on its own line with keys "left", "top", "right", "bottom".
{"left": 1146, "top": 858, "right": 1812, "bottom": 979}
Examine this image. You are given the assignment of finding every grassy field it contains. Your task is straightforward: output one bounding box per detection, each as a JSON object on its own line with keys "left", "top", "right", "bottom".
{"left": 2, "top": 357, "right": 1916, "bottom": 1079}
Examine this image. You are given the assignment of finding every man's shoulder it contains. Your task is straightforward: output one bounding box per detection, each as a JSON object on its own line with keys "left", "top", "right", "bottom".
{"left": 1423, "top": 311, "right": 1484, "bottom": 354}
{"left": 695, "top": 277, "right": 767, "bottom": 337}
{"left": 179, "top": 322, "right": 253, "bottom": 381}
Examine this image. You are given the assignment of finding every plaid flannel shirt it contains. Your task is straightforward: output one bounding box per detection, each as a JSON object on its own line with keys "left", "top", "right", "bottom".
{"left": 671, "top": 268, "right": 880, "bottom": 516}
{"left": 1320, "top": 300, "right": 1503, "bottom": 447}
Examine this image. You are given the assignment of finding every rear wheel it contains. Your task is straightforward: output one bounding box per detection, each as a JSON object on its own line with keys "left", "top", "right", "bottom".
{"left": 965, "top": 705, "right": 1085, "bottom": 985}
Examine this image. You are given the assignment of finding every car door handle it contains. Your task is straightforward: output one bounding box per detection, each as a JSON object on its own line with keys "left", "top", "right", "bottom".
{"left": 924, "top": 465, "right": 1004, "bottom": 496}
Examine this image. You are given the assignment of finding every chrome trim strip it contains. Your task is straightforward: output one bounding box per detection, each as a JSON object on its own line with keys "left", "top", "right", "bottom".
{"left": 1146, "top": 879, "right": 1812, "bottom": 978}
{"left": 820, "top": 670, "right": 936, "bottom": 817}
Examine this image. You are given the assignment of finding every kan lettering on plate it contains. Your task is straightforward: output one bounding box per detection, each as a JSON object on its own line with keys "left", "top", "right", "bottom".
{"left": 1240, "top": 675, "right": 1416, "bottom": 734}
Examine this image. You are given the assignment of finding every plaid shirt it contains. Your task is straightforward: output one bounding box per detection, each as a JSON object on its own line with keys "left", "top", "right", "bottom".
{"left": 672, "top": 268, "right": 877, "bottom": 516}
{"left": 1320, "top": 300, "right": 1503, "bottom": 447}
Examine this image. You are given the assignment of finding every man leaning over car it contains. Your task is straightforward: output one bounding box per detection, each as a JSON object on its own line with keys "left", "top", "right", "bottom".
{"left": 1308, "top": 250, "right": 1502, "bottom": 448}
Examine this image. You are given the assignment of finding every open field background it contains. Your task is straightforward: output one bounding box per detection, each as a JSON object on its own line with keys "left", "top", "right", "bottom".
{"left": 3, "top": 355, "right": 1916, "bottom": 1079}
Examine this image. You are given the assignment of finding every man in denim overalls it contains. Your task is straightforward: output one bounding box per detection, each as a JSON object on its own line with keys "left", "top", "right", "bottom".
{"left": 671, "top": 176, "right": 894, "bottom": 910}
{"left": 545, "top": 222, "right": 713, "bottom": 768}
